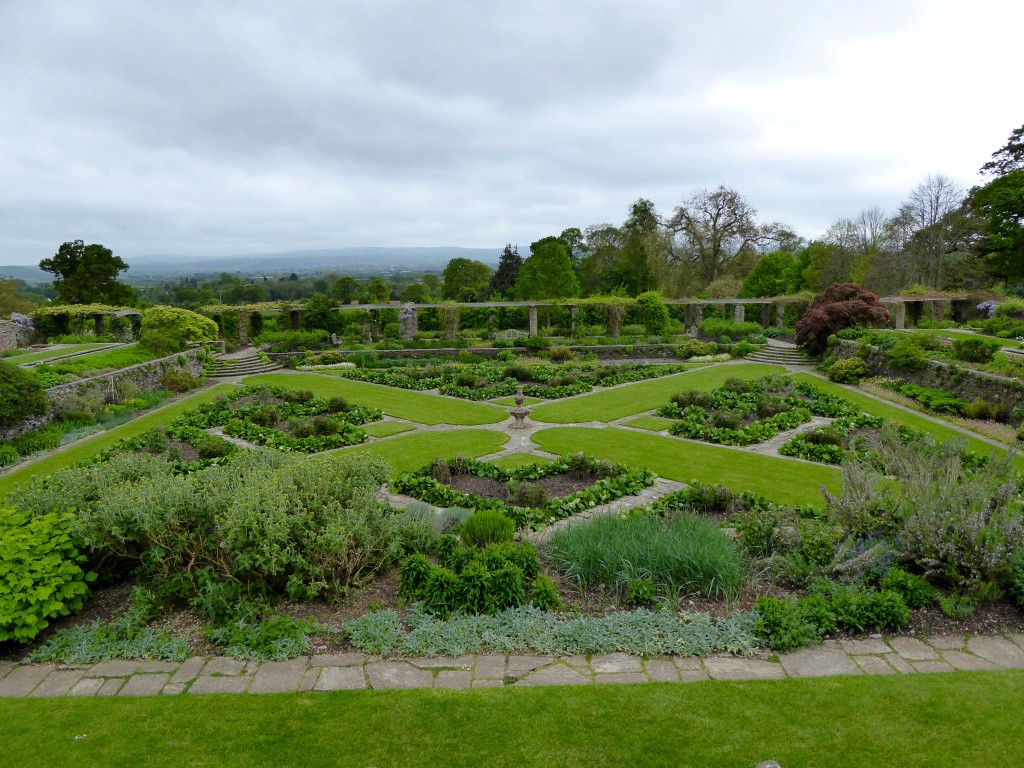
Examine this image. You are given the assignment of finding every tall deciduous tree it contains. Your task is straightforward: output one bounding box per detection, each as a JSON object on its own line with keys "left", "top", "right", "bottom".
{"left": 489, "top": 244, "right": 522, "bottom": 297}
{"left": 441, "top": 258, "right": 492, "bottom": 301}
{"left": 969, "top": 124, "right": 1024, "bottom": 284}
{"left": 899, "top": 174, "right": 963, "bottom": 288}
{"left": 39, "top": 240, "right": 137, "bottom": 305}
{"left": 513, "top": 240, "right": 580, "bottom": 300}
{"left": 666, "top": 186, "right": 793, "bottom": 285}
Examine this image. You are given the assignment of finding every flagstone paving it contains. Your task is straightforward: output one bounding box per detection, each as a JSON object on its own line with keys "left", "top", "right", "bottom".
{"left": 3, "top": 632, "right": 1024, "bottom": 698}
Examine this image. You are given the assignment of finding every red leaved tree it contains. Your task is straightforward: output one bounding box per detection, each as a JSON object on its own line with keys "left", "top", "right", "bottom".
{"left": 794, "top": 283, "right": 890, "bottom": 355}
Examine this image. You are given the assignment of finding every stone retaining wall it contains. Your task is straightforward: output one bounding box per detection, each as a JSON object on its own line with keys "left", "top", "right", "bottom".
{"left": 0, "top": 346, "right": 207, "bottom": 441}
{"left": 830, "top": 338, "right": 1024, "bottom": 420}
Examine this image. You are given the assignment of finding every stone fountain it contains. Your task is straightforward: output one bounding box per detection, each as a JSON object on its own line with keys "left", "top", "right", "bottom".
{"left": 509, "top": 386, "right": 531, "bottom": 429}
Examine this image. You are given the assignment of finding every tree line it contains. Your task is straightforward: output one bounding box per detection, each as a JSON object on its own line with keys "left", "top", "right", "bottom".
{"left": 13, "top": 124, "right": 1022, "bottom": 316}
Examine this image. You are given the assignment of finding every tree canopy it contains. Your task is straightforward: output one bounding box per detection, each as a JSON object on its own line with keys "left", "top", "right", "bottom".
{"left": 968, "top": 124, "right": 1024, "bottom": 284}
{"left": 489, "top": 244, "right": 522, "bottom": 297}
{"left": 39, "top": 240, "right": 137, "bottom": 306}
{"left": 442, "top": 258, "right": 492, "bottom": 301}
{"left": 514, "top": 240, "right": 580, "bottom": 300}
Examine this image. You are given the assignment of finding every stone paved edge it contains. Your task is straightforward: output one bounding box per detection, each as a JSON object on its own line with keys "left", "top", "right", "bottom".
{"left": 3, "top": 632, "right": 1024, "bottom": 697}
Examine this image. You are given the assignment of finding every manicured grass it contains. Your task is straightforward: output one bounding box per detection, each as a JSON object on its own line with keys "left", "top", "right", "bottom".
{"left": 243, "top": 373, "right": 507, "bottom": 425}
{"left": 46, "top": 343, "right": 158, "bottom": 374}
{"left": 529, "top": 363, "right": 786, "bottom": 423}
{"left": 491, "top": 395, "right": 544, "bottom": 406}
{"left": 9, "top": 343, "right": 114, "bottom": 365}
{"left": 362, "top": 421, "right": 415, "bottom": 438}
{"left": 908, "top": 327, "right": 1022, "bottom": 349}
{"left": 791, "top": 373, "right": 1024, "bottom": 468}
{"left": 623, "top": 416, "right": 674, "bottom": 431}
{"left": 0, "top": 384, "right": 238, "bottom": 497}
{"left": 1, "top": 672, "right": 1022, "bottom": 767}
{"left": 486, "top": 452, "right": 553, "bottom": 469}
{"left": 334, "top": 429, "right": 508, "bottom": 475}
{"left": 532, "top": 427, "right": 839, "bottom": 506}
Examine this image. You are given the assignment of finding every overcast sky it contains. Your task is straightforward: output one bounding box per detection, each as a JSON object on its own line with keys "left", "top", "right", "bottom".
{"left": 1, "top": 0, "right": 1021, "bottom": 265}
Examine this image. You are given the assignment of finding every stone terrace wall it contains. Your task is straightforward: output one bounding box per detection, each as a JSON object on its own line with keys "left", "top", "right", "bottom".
{"left": 830, "top": 338, "right": 1024, "bottom": 421}
{"left": 0, "top": 346, "right": 206, "bottom": 441}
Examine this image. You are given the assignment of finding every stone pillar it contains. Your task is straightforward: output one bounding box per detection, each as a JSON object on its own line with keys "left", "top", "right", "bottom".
{"left": 734, "top": 303, "right": 745, "bottom": 324}
{"left": 362, "top": 310, "right": 373, "bottom": 343}
{"left": 775, "top": 303, "right": 786, "bottom": 331}
{"left": 528, "top": 305, "right": 538, "bottom": 336}
{"left": 399, "top": 305, "right": 418, "bottom": 340}
{"left": 693, "top": 303, "right": 704, "bottom": 328}
{"left": 760, "top": 304, "right": 771, "bottom": 328}
{"left": 237, "top": 311, "right": 249, "bottom": 346}
{"left": 290, "top": 309, "right": 301, "bottom": 330}
{"left": 570, "top": 305, "right": 578, "bottom": 337}
{"left": 92, "top": 313, "right": 105, "bottom": 337}
{"left": 892, "top": 302, "right": 906, "bottom": 330}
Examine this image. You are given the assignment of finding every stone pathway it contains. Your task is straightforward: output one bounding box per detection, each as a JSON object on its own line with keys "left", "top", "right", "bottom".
{"left": 3, "top": 632, "right": 1023, "bottom": 698}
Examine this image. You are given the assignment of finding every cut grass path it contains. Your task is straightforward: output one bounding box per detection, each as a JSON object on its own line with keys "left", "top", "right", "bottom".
{"left": 9, "top": 343, "right": 115, "bottom": 365}
{"left": 244, "top": 372, "right": 506, "bottom": 426}
{"left": 533, "top": 426, "right": 839, "bottom": 507}
{"left": 792, "top": 373, "right": 1024, "bottom": 469}
{"left": 0, "top": 384, "right": 238, "bottom": 497}
{"left": 530, "top": 362, "right": 785, "bottom": 423}
{"left": 334, "top": 430, "right": 507, "bottom": 475}
{"left": 1, "top": 671, "right": 1021, "bottom": 767}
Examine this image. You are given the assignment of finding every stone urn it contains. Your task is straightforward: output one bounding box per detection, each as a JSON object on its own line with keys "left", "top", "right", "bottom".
{"left": 509, "top": 386, "right": 530, "bottom": 429}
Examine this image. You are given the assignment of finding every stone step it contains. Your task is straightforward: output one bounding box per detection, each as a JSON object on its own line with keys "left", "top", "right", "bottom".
{"left": 207, "top": 356, "right": 282, "bottom": 378}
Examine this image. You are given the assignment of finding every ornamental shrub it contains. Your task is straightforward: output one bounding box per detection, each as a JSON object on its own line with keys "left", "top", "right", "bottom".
{"left": 795, "top": 283, "right": 889, "bottom": 355}
{"left": 139, "top": 305, "right": 219, "bottom": 355}
{"left": 826, "top": 357, "right": 871, "bottom": 384}
{"left": 0, "top": 507, "right": 94, "bottom": 642}
{"left": 635, "top": 291, "right": 670, "bottom": 335}
{"left": 0, "top": 360, "right": 48, "bottom": 428}
{"left": 885, "top": 338, "right": 930, "bottom": 370}
{"left": 952, "top": 337, "right": 1002, "bottom": 364}
{"left": 460, "top": 510, "right": 515, "bottom": 547}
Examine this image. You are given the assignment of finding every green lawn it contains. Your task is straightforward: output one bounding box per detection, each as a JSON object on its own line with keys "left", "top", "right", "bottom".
{"left": 530, "top": 363, "right": 785, "bottom": 423}
{"left": 1, "top": 671, "right": 1021, "bottom": 767}
{"left": 623, "top": 416, "right": 675, "bottom": 432}
{"left": 9, "top": 343, "right": 115, "bottom": 365}
{"left": 334, "top": 429, "right": 508, "bottom": 475}
{"left": 486, "top": 452, "right": 553, "bottom": 469}
{"left": 0, "top": 384, "right": 238, "bottom": 497}
{"left": 244, "top": 373, "right": 507, "bottom": 425}
{"left": 792, "top": 373, "right": 1024, "bottom": 468}
{"left": 362, "top": 421, "right": 415, "bottom": 438}
{"left": 45, "top": 343, "right": 158, "bottom": 375}
{"left": 533, "top": 426, "right": 839, "bottom": 506}
{"left": 908, "top": 327, "right": 1022, "bottom": 349}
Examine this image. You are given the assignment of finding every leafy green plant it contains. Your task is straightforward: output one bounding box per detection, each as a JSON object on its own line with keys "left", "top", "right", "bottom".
{"left": 547, "top": 513, "right": 743, "bottom": 598}
{"left": 206, "top": 613, "right": 319, "bottom": 660}
{"left": 753, "top": 596, "right": 826, "bottom": 652}
{"left": 0, "top": 507, "right": 95, "bottom": 642}
{"left": 0, "top": 360, "right": 48, "bottom": 427}
{"left": 885, "top": 339, "right": 930, "bottom": 370}
{"left": 530, "top": 575, "right": 561, "bottom": 611}
{"left": 826, "top": 357, "right": 871, "bottom": 384}
{"left": 952, "top": 337, "right": 1002, "bottom": 364}
{"left": 460, "top": 510, "right": 515, "bottom": 547}
{"left": 879, "top": 568, "right": 936, "bottom": 609}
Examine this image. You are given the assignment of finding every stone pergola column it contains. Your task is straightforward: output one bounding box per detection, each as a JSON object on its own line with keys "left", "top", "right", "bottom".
{"left": 289, "top": 309, "right": 301, "bottom": 330}
{"left": 760, "top": 304, "right": 771, "bottom": 328}
{"left": 528, "top": 305, "right": 538, "bottom": 336}
{"left": 775, "top": 303, "right": 786, "bottom": 331}
{"left": 891, "top": 302, "right": 906, "bottom": 330}
{"left": 237, "top": 311, "right": 249, "bottom": 345}
{"left": 733, "top": 303, "right": 745, "bottom": 324}
{"left": 91, "top": 313, "right": 106, "bottom": 337}
{"left": 362, "top": 310, "right": 373, "bottom": 343}
{"left": 570, "top": 305, "right": 578, "bottom": 337}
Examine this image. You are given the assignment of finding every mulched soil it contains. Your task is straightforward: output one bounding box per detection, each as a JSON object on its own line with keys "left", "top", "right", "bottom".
{"left": 445, "top": 471, "right": 600, "bottom": 502}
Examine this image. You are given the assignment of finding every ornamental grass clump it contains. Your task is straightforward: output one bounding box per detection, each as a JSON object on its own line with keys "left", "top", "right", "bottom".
{"left": 546, "top": 513, "right": 744, "bottom": 599}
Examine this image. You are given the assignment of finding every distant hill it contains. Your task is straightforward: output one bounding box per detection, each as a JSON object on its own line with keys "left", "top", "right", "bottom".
{"left": 1, "top": 246, "right": 501, "bottom": 285}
